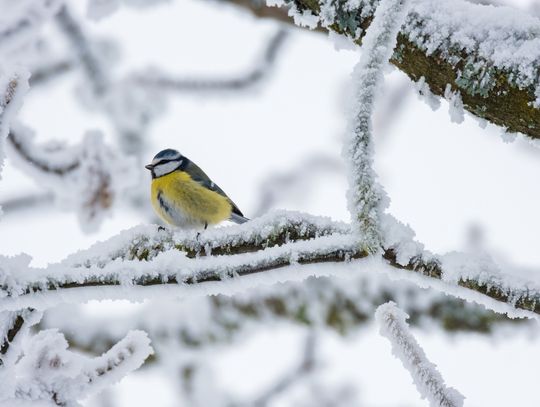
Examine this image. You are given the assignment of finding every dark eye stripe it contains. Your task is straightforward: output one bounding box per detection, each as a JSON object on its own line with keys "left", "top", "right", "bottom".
{"left": 154, "top": 158, "right": 180, "bottom": 166}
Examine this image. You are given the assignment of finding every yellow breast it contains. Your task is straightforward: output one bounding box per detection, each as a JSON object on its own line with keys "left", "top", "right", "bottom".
{"left": 151, "top": 171, "right": 233, "bottom": 227}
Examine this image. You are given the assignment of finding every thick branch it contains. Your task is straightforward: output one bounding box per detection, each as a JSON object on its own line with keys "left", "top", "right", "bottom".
{"left": 223, "top": 0, "right": 540, "bottom": 139}
{"left": 0, "top": 212, "right": 539, "bottom": 318}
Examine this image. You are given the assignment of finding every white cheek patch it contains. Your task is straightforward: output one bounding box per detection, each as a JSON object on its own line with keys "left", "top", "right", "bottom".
{"left": 154, "top": 160, "right": 182, "bottom": 177}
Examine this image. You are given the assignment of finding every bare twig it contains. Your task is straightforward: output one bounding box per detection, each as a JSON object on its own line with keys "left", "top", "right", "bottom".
{"left": 252, "top": 154, "right": 342, "bottom": 217}
{"left": 7, "top": 129, "right": 80, "bottom": 175}
{"left": 55, "top": 6, "right": 108, "bottom": 95}
{"left": 0, "top": 192, "right": 54, "bottom": 215}
{"left": 249, "top": 331, "right": 317, "bottom": 407}
{"left": 133, "top": 28, "right": 289, "bottom": 92}
{"left": 29, "top": 60, "right": 75, "bottom": 86}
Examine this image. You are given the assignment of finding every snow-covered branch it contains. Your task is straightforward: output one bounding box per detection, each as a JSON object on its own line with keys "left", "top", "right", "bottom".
{"left": 0, "top": 309, "right": 38, "bottom": 368}
{"left": 344, "top": 0, "right": 409, "bottom": 252}
{"left": 40, "top": 271, "right": 524, "bottom": 366}
{"left": 6, "top": 124, "right": 137, "bottom": 232}
{"left": 0, "top": 212, "right": 538, "bottom": 319}
{"left": 3, "top": 329, "right": 153, "bottom": 406}
{"left": 376, "top": 302, "right": 465, "bottom": 407}
{"left": 230, "top": 0, "right": 540, "bottom": 140}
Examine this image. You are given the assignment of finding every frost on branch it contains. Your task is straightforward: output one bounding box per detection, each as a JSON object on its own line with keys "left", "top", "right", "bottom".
{"left": 3, "top": 329, "right": 153, "bottom": 406}
{"left": 41, "top": 274, "right": 526, "bottom": 367}
{"left": 0, "top": 308, "right": 40, "bottom": 369}
{"left": 375, "top": 302, "right": 465, "bottom": 407}
{"left": 261, "top": 0, "right": 540, "bottom": 139}
{"left": 6, "top": 125, "right": 137, "bottom": 232}
{"left": 344, "top": 0, "right": 409, "bottom": 252}
{"left": 0, "top": 211, "right": 539, "bottom": 319}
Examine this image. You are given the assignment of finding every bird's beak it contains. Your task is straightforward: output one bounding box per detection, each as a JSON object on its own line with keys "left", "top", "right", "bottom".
{"left": 145, "top": 164, "right": 154, "bottom": 170}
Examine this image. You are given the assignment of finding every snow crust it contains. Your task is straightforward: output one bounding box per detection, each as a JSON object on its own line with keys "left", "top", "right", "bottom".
{"left": 376, "top": 302, "right": 465, "bottom": 407}
{"left": 405, "top": 0, "right": 540, "bottom": 105}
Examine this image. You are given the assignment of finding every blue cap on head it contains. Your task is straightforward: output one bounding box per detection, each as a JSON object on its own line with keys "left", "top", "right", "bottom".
{"left": 145, "top": 149, "right": 184, "bottom": 175}
{"left": 153, "top": 149, "right": 181, "bottom": 161}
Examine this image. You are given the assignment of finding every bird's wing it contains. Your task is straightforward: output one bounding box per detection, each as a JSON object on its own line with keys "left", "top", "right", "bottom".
{"left": 184, "top": 159, "right": 245, "bottom": 217}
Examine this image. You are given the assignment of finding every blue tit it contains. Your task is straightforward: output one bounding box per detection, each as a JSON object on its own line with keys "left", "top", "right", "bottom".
{"left": 145, "top": 149, "right": 249, "bottom": 229}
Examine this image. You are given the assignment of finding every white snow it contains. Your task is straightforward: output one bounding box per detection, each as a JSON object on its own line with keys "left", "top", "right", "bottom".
{"left": 405, "top": 0, "right": 540, "bottom": 103}
{"left": 414, "top": 76, "right": 441, "bottom": 111}
{"left": 444, "top": 84, "right": 465, "bottom": 124}
{"left": 288, "top": 5, "right": 320, "bottom": 30}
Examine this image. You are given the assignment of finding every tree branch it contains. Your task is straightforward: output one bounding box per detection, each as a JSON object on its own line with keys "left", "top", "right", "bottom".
{"left": 219, "top": 0, "right": 540, "bottom": 140}
{"left": 249, "top": 331, "right": 317, "bottom": 407}
{"left": 133, "top": 28, "right": 289, "bottom": 92}
{"left": 55, "top": 5, "right": 109, "bottom": 96}
{"left": 5, "top": 124, "right": 136, "bottom": 232}
{"left": 376, "top": 302, "right": 465, "bottom": 407}
{"left": 0, "top": 309, "right": 37, "bottom": 366}
{"left": 0, "top": 212, "right": 538, "bottom": 318}
{"left": 344, "top": 0, "right": 409, "bottom": 252}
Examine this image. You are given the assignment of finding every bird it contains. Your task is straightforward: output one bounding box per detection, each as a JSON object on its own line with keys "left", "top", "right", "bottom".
{"left": 145, "top": 148, "right": 249, "bottom": 229}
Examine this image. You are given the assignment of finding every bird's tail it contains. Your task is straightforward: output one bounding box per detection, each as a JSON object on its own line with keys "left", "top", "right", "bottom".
{"left": 230, "top": 212, "right": 249, "bottom": 224}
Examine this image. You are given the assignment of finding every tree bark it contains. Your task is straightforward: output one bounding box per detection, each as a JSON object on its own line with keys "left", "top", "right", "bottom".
{"left": 226, "top": 0, "right": 540, "bottom": 140}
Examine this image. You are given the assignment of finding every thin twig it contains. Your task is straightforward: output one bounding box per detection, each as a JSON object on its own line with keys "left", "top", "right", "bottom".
{"left": 134, "top": 28, "right": 289, "bottom": 92}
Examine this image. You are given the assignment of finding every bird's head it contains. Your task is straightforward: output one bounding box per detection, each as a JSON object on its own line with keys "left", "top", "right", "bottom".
{"left": 145, "top": 149, "right": 184, "bottom": 178}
